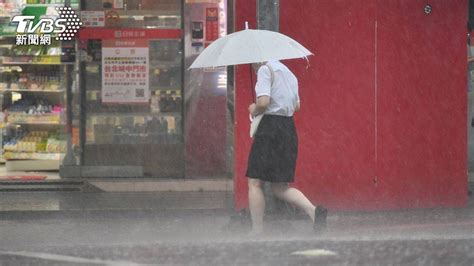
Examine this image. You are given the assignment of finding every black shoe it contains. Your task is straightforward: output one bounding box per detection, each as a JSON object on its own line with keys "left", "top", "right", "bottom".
{"left": 314, "top": 205, "right": 328, "bottom": 233}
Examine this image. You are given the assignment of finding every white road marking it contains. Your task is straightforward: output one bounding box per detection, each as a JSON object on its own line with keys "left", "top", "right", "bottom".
{"left": 291, "top": 249, "right": 338, "bottom": 257}
{"left": 0, "top": 251, "right": 148, "bottom": 265}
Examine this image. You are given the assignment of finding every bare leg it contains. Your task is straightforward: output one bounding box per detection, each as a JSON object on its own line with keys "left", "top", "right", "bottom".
{"left": 271, "top": 183, "right": 316, "bottom": 222}
{"left": 248, "top": 178, "right": 265, "bottom": 233}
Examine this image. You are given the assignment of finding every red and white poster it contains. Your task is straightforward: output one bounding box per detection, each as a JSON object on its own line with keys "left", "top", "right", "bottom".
{"left": 205, "top": 8, "right": 219, "bottom": 42}
{"left": 102, "top": 39, "right": 149, "bottom": 104}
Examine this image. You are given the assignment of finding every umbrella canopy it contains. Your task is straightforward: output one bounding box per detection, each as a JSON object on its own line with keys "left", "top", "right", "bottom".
{"left": 189, "top": 26, "right": 313, "bottom": 69}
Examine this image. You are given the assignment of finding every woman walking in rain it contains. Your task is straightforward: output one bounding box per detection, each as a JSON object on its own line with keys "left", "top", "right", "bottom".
{"left": 246, "top": 60, "right": 327, "bottom": 235}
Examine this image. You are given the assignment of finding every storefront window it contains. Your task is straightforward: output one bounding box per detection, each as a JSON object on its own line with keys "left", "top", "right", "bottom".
{"left": 184, "top": 0, "right": 231, "bottom": 178}
{"left": 82, "top": 0, "right": 182, "bottom": 29}
{"left": 1, "top": 0, "right": 232, "bottom": 179}
{"left": 75, "top": 0, "right": 185, "bottom": 178}
{"left": 71, "top": 0, "right": 232, "bottom": 179}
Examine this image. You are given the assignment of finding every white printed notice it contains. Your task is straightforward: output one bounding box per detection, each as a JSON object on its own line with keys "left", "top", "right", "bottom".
{"left": 80, "top": 11, "right": 105, "bottom": 27}
{"left": 102, "top": 39, "right": 149, "bottom": 104}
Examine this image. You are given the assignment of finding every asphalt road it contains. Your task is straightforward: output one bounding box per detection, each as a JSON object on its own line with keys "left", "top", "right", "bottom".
{"left": 0, "top": 207, "right": 473, "bottom": 265}
{"left": 1, "top": 239, "right": 474, "bottom": 265}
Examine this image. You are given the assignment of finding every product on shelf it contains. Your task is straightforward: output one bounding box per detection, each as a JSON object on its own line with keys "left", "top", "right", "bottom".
{"left": 25, "top": 0, "right": 79, "bottom": 4}
{"left": 46, "top": 138, "right": 66, "bottom": 153}
{"left": 2, "top": 42, "right": 62, "bottom": 64}
{"left": 0, "top": 1, "right": 22, "bottom": 24}
{"left": 145, "top": 116, "right": 180, "bottom": 143}
{"left": 0, "top": 69, "right": 20, "bottom": 87}
{"left": 156, "top": 90, "right": 181, "bottom": 113}
{"left": 88, "top": 113, "right": 182, "bottom": 145}
{"left": 150, "top": 40, "right": 181, "bottom": 61}
{"left": 151, "top": 94, "right": 160, "bottom": 113}
{"left": 0, "top": 67, "right": 61, "bottom": 91}
{"left": 20, "top": 69, "right": 60, "bottom": 90}
{"left": 6, "top": 97, "right": 62, "bottom": 114}
{"left": 5, "top": 97, "right": 64, "bottom": 124}
{"left": 3, "top": 130, "right": 66, "bottom": 154}
{"left": 156, "top": 67, "right": 180, "bottom": 88}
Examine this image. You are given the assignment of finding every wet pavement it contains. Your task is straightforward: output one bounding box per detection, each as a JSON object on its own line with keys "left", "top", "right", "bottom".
{"left": 6, "top": 239, "right": 471, "bottom": 265}
{"left": 0, "top": 191, "right": 232, "bottom": 212}
{"left": 240, "top": 239, "right": 474, "bottom": 265}
{"left": 0, "top": 196, "right": 473, "bottom": 265}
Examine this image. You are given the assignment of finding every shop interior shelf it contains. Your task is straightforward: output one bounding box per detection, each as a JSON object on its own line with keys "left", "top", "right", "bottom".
{"left": 5, "top": 159, "right": 61, "bottom": 171}
{"left": 152, "top": 87, "right": 181, "bottom": 91}
{"left": 7, "top": 113, "right": 64, "bottom": 125}
{"left": 0, "top": 89, "right": 65, "bottom": 93}
{"left": 4, "top": 152, "right": 64, "bottom": 161}
{"left": 85, "top": 141, "right": 182, "bottom": 146}
{"left": 23, "top": 3, "right": 79, "bottom": 8}
{"left": 7, "top": 122, "right": 65, "bottom": 126}
{"left": 0, "top": 82, "right": 63, "bottom": 92}
{"left": 114, "top": 10, "right": 181, "bottom": 17}
{"left": 88, "top": 112, "right": 181, "bottom": 117}
{"left": 1, "top": 61, "right": 73, "bottom": 66}
{"left": 1, "top": 56, "right": 73, "bottom": 65}
{"left": 150, "top": 61, "right": 181, "bottom": 67}
{"left": 86, "top": 89, "right": 182, "bottom": 93}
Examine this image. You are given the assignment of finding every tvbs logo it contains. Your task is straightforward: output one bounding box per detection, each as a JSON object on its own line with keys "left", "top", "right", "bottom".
{"left": 13, "top": 16, "right": 67, "bottom": 34}
{"left": 12, "top": 6, "right": 82, "bottom": 45}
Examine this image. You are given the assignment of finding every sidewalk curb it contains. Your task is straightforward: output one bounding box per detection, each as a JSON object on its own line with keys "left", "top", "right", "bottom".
{"left": 0, "top": 208, "right": 234, "bottom": 220}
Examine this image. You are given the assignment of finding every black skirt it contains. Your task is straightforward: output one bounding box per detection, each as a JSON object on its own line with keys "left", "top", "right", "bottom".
{"left": 246, "top": 114, "right": 298, "bottom": 183}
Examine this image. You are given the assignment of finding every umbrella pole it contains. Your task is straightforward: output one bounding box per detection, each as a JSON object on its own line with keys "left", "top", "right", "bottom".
{"left": 249, "top": 64, "right": 255, "bottom": 102}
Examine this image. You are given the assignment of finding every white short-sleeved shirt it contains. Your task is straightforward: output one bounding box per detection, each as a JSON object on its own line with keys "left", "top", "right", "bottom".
{"left": 255, "top": 60, "right": 300, "bottom": 117}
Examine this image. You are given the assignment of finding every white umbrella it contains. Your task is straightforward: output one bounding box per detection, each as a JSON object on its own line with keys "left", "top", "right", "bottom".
{"left": 189, "top": 22, "right": 313, "bottom": 69}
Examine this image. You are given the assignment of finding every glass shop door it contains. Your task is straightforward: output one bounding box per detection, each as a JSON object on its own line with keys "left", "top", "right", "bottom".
{"left": 77, "top": 0, "right": 184, "bottom": 178}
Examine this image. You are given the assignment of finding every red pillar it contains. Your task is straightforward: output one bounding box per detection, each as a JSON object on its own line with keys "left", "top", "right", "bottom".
{"left": 234, "top": 0, "right": 257, "bottom": 210}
